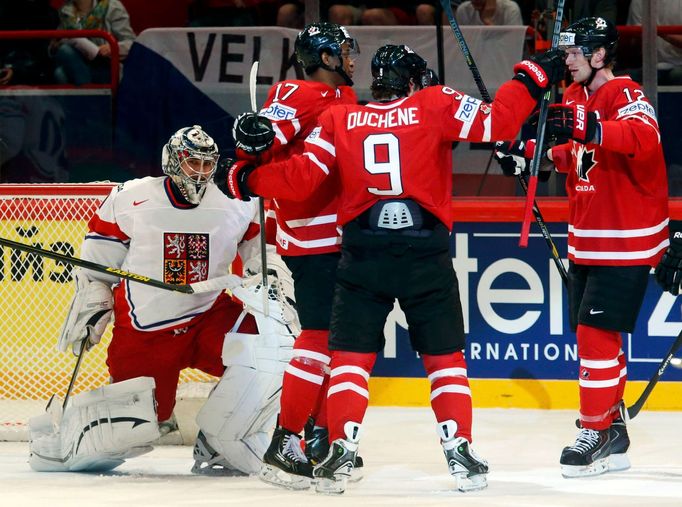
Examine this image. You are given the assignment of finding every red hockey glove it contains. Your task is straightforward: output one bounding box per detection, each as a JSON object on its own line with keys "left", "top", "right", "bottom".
{"left": 513, "top": 48, "right": 565, "bottom": 99}
{"left": 655, "top": 221, "right": 682, "bottom": 295}
{"left": 213, "top": 158, "right": 257, "bottom": 201}
{"left": 544, "top": 104, "right": 599, "bottom": 144}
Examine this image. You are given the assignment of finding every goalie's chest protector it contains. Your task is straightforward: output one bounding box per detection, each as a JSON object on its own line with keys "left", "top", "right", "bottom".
{"left": 105, "top": 177, "right": 256, "bottom": 331}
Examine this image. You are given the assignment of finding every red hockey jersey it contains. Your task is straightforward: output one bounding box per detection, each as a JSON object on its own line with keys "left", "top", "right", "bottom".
{"left": 258, "top": 80, "right": 357, "bottom": 256}
{"left": 249, "top": 80, "right": 536, "bottom": 229}
{"left": 551, "top": 77, "right": 669, "bottom": 267}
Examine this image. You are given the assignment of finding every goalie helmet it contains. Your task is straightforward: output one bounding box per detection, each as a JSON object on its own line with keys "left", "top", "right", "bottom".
{"left": 162, "top": 125, "right": 219, "bottom": 204}
{"left": 371, "top": 44, "right": 428, "bottom": 97}
{"left": 295, "top": 22, "right": 357, "bottom": 84}
{"left": 558, "top": 17, "right": 618, "bottom": 64}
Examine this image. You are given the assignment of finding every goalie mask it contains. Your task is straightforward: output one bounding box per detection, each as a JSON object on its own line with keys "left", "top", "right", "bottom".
{"left": 295, "top": 22, "right": 358, "bottom": 85}
{"left": 162, "top": 125, "right": 219, "bottom": 204}
{"left": 370, "top": 44, "right": 428, "bottom": 98}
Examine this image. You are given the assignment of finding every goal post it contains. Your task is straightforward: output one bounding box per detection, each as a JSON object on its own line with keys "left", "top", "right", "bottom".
{"left": 0, "top": 184, "right": 217, "bottom": 442}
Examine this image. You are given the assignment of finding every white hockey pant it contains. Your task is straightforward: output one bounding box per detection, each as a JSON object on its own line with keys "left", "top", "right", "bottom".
{"left": 196, "top": 306, "right": 295, "bottom": 475}
{"left": 28, "top": 376, "right": 160, "bottom": 472}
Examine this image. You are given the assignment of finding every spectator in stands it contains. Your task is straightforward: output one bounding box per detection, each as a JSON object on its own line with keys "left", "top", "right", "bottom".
{"left": 456, "top": 0, "right": 523, "bottom": 26}
{"left": 0, "top": 0, "right": 59, "bottom": 86}
{"left": 51, "top": 0, "right": 135, "bottom": 86}
{"left": 277, "top": 1, "right": 425, "bottom": 27}
{"left": 415, "top": 2, "right": 463, "bottom": 26}
{"left": 628, "top": 0, "right": 682, "bottom": 85}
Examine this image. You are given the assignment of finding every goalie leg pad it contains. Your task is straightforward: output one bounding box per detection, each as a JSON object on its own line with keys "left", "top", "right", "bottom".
{"left": 29, "top": 377, "right": 160, "bottom": 472}
{"left": 196, "top": 324, "right": 294, "bottom": 475}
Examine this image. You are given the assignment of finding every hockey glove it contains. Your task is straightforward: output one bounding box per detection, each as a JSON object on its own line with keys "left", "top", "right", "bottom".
{"left": 232, "top": 112, "right": 275, "bottom": 155}
{"left": 513, "top": 48, "right": 565, "bottom": 99}
{"left": 58, "top": 274, "right": 113, "bottom": 355}
{"left": 494, "top": 140, "right": 535, "bottom": 176}
{"left": 543, "top": 104, "right": 599, "bottom": 144}
{"left": 495, "top": 139, "right": 553, "bottom": 181}
{"left": 655, "top": 221, "right": 682, "bottom": 295}
{"left": 214, "top": 157, "right": 257, "bottom": 201}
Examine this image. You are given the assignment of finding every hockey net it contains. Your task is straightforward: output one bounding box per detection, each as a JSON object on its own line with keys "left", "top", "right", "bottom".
{"left": 0, "top": 184, "right": 217, "bottom": 442}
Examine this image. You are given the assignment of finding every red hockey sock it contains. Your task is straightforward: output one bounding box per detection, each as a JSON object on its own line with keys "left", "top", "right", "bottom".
{"left": 614, "top": 349, "right": 627, "bottom": 417}
{"left": 422, "top": 352, "right": 473, "bottom": 442}
{"left": 327, "top": 351, "right": 377, "bottom": 442}
{"left": 310, "top": 375, "right": 328, "bottom": 429}
{"left": 279, "top": 329, "right": 330, "bottom": 434}
{"left": 576, "top": 324, "right": 623, "bottom": 430}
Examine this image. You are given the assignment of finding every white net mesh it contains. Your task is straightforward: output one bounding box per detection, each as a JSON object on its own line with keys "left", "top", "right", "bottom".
{"left": 0, "top": 184, "right": 216, "bottom": 441}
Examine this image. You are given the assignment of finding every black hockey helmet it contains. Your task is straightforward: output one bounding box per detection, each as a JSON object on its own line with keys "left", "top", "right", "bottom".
{"left": 558, "top": 17, "right": 618, "bottom": 64}
{"left": 370, "top": 44, "right": 427, "bottom": 97}
{"left": 295, "top": 22, "right": 357, "bottom": 84}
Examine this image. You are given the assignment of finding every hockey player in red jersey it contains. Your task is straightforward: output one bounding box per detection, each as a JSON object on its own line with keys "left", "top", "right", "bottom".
{"left": 495, "top": 17, "right": 669, "bottom": 478}
{"left": 217, "top": 44, "right": 564, "bottom": 493}
{"left": 228, "top": 22, "right": 360, "bottom": 489}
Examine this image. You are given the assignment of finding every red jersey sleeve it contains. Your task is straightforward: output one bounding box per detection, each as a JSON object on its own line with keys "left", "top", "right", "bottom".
{"left": 599, "top": 81, "right": 661, "bottom": 160}
{"left": 434, "top": 80, "right": 537, "bottom": 143}
{"left": 248, "top": 109, "right": 337, "bottom": 201}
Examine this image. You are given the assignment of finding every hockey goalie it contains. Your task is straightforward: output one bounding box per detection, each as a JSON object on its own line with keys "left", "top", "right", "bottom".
{"left": 28, "top": 125, "right": 297, "bottom": 474}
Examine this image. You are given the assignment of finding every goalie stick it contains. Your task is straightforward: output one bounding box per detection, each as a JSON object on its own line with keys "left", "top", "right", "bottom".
{"left": 439, "top": 0, "right": 568, "bottom": 286}
{"left": 62, "top": 338, "right": 89, "bottom": 410}
{"left": 0, "top": 236, "right": 241, "bottom": 294}
{"left": 249, "top": 60, "right": 270, "bottom": 317}
{"left": 519, "top": 0, "right": 566, "bottom": 248}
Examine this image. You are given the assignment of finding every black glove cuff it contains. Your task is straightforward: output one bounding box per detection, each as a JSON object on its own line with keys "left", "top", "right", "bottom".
{"left": 513, "top": 72, "right": 542, "bottom": 100}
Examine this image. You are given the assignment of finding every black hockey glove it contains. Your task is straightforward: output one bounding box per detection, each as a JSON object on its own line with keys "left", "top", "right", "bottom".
{"left": 513, "top": 48, "right": 565, "bottom": 99}
{"left": 213, "top": 158, "right": 257, "bottom": 201}
{"left": 655, "top": 221, "right": 682, "bottom": 295}
{"left": 494, "top": 139, "right": 552, "bottom": 182}
{"left": 421, "top": 68, "right": 441, "bottom": 87}
{"left": 543, "top": 104, "right": 599, "bottom": 144}
{"left": 232, "top": 112, "right": 275, "bottom": 154}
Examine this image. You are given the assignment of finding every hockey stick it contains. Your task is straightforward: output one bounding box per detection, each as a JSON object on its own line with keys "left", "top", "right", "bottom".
{"left": 519, "top": 0, "right": 565, "bottom": 248}
{"left": 62, "top": 338, "right": 88, "bottom": 410}
{"left": 0, "top": 236, "right": 241, "bottom": 294}
{"left": 249, "top": 60, "right": 270, "bottom": 317}
{"left": 624, "top": 330, "right": 682, "bottom": 420}
{"left": 439, "top": 0, "right": 568, "bottom": 286}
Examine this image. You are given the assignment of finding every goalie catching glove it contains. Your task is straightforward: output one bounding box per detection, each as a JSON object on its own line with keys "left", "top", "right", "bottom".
{"left": 213, "top": 158, "right": 257, "bottom": 201}
{"left": 57, "top": 274, "right": 113, "bottom": 355}
{"left": 655, "top": 221, "right": 682, "bottom": 295}
{"left": 232, "top": 112, "right": 276, "bottom": 155}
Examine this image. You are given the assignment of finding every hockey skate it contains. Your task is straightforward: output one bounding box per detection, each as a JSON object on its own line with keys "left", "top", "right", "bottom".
{"left": 259, "top": 427, "right": 313, "bottom": 490}
{"left": 313, "top": 438, "right": 358, "bottom": 495}
{"left": 191, "top": 430, "right": 247, "bottom": 476}
{"left": 608, "top": 416, "right": 630, "bottom": 472}
{"left": 442, "top": 437, "right": 489, "bottom": 492}
{"left": 560, "top": 428, "right": 611, "bottom": 478}
{"left": 305, "top": 417, "right": 364, "bottom": 483}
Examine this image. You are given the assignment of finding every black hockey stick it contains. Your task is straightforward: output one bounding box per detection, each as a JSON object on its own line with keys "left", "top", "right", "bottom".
{"left": 439, "top": 0, "right": 568, "bottom": 286}
{"left": 624, "top": 330, "right": 682, "bottom": 420}
{"left": 62, "top": 338, "right": 89, "bottom": 410}
{"left": 520, "top": 0, "right": 566, "bottom": 248}
{"left": 0, "top": 236, "right": 241, "bottom": 294}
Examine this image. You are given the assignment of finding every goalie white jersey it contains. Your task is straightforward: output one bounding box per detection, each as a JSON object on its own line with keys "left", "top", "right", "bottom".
{"left": 81, "top": 176, "right": 259, "bottom": 331}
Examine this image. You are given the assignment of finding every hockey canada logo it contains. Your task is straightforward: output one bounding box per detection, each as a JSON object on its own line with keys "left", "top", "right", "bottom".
{"left": 163, "top": 233, "right": 209, "bottom": 284}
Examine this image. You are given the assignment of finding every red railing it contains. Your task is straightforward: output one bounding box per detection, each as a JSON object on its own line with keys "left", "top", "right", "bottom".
{"left": 0, "top": 29, "right": 120, "bottom": 94}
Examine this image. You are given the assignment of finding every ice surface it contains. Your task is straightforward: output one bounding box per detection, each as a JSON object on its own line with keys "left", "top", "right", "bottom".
{"left": 2, "top": 407, "right": 681, "bottom": 507}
